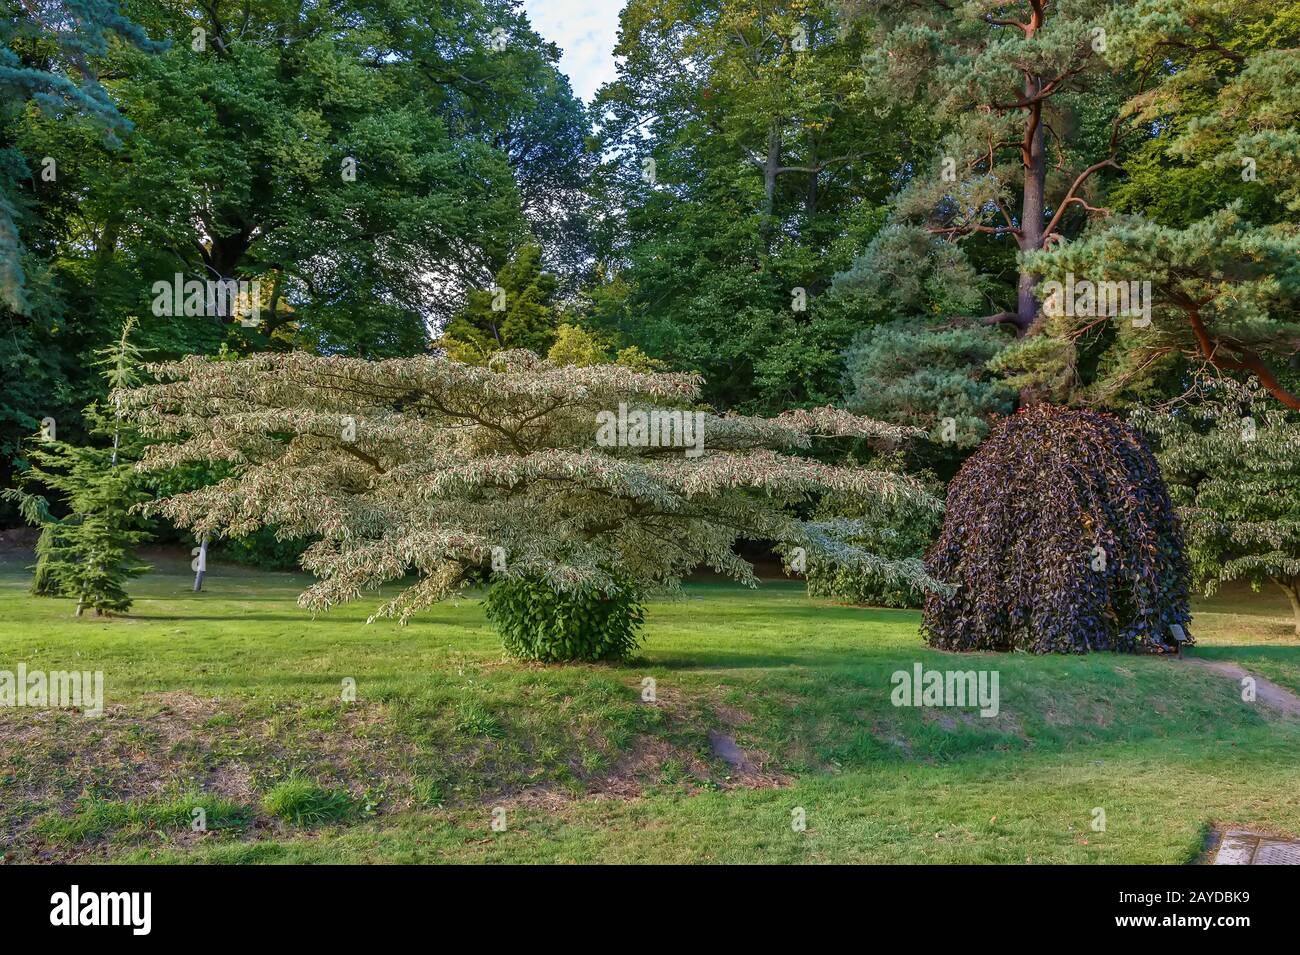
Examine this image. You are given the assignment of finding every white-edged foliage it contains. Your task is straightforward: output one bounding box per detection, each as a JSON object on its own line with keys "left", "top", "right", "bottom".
{"left": 120, "top": 350, "right": 942, "bottom": 623}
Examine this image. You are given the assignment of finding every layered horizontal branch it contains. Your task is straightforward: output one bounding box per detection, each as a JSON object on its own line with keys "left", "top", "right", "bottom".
{"left": 121, "top": 351, "right": 942, "bottom": 621}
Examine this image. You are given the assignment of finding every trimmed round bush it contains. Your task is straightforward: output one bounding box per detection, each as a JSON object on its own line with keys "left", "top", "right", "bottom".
{"left": 922, "top": 404, "right": 1192, "bottom": 653}
{"left": 484, "top": 576, "right": 645, "bottom": 662}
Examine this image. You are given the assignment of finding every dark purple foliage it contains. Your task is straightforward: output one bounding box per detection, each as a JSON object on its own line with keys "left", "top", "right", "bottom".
{"left": 922, "top": 404, "right": 1192, "bottom": 653}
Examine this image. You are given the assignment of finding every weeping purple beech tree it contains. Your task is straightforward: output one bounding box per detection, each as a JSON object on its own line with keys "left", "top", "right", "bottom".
{"left": 923, "top": 404, "right": 1192, "bottom": 653}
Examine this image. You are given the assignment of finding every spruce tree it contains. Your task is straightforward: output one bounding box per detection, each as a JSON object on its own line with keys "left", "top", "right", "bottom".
{"left": 1, "top": 0, "right": 162, "bottom": 312}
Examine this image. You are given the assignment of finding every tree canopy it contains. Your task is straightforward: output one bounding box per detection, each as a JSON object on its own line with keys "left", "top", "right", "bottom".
{"left": 119, "top": 350, "right": 941, "bottom": 635}
{"left": 1, "top": 0, "right": 587, "bottom": 504}
{"left": 3, "top": 0, "right": 1300, "bottom": 653}
{"left": 1138, "top": 377, "right": 1300, "bottom": 633}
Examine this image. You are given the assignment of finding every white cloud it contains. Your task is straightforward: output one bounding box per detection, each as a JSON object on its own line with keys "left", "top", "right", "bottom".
{"left": 522, "top": 0, "right": 622, "bottom": 103}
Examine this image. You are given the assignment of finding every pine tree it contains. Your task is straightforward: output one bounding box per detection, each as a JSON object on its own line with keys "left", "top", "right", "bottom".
{"left": 1009, "top": 0, "right": 1300, "bottom": 410}
{"left": 1015, "top": 206, "right": 1300, "bottom": 409}
{"left": 4, "top": 318, "right": 151, "bottom": 614}
{"left": 849, "top": 0, "right": 1125, "bottom": 334}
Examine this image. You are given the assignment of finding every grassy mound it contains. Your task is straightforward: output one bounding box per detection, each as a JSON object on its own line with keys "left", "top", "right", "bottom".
{"left": 2, "top": 553, "right": 1299, "bottom": 863}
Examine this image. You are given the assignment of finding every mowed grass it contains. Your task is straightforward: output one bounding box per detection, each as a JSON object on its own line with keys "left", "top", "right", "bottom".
{"left": 1, "top": 550, "right": 1298, "bottom": 864}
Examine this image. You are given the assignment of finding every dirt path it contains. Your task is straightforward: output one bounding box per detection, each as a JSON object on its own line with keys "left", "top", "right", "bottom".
{"left": 1180, "top": 656, "right": 1300, "bottom": 718}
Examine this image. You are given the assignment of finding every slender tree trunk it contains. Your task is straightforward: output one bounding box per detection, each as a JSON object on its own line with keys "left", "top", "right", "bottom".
{"left": 193, "top": 535, "right": 208, "bottom": 592}
{"left": 97, "top": 214, "right": 121, "bottom": 269}
{"left": 1278, "top": 578, "right": 1300, "bottom": 636}
{"left": 763, "top": 125, "right": 780, "bottom": 217}
{"left": 805, "top": 132, "right": 819, "bottom": 219}
{"left": 760, "top": 124, "right": 781, "bottom": 251}
{"left": 266, "top": 269, "right": 283, "bottom": 330}
{"left": 110, "top": 395, "right": 121, "bottom": 467}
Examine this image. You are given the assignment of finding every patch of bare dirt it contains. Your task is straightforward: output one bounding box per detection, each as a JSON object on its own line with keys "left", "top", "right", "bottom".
{"left": 493, "top": 697, "right": 786, "bottom": 813}
{"left": 138, "top": 691, "right": 224, "bottom": 743}
{"left": 499, "top": 736, "right": 711, "bottom": 809}
{"left": 920, "top": 704, "right": 1029, "bottom": 737}
{"left": 1, "top": 675, "right": 786, "bottom": 859}
{"left": 706, "top": 730, "right": 789, "bottom": 787}
{"left": 714, "top": 704, "right": 752, "bottom": 728}
{"left": 708, "top": 730, "right": 756, "bottom": 772}
{"left": 598, "top": 736, "right": 704, "bottom": 796}
{"left": 0, "top": 691, "right": 417, "bottom": 860}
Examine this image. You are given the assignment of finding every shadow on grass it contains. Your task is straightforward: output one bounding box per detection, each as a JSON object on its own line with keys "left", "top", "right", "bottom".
{"left": 1185, "top": 645, "right": 1300, "bottom": 663}
{"left": 126, "top": 613, "right": 368, "bottom": 624}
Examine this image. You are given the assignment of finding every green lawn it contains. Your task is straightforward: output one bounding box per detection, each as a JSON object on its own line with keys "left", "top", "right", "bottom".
{"left": 2, "top": 551, "right": 1299, "bottom": 864}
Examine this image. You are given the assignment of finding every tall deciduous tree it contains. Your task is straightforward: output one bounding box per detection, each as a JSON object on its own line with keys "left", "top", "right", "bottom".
{"left": 1, "top": 0, "right": 590, "bottom": 504}
{"left": 67, "top": 0, "right": 574, "bottom": 355}
{"left": 587, "top": 0, "right": 923, "bottom": 412}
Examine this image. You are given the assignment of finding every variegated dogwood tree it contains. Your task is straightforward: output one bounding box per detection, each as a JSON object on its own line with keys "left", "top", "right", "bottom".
{"left": 119, "top": 350, "right": 941, "bottom": 661}
{"left": 1137, "top": 377, "right": 1300, "bottom": 635}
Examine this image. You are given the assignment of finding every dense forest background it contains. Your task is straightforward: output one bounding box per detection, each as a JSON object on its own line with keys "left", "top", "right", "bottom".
{"left": 3, "top": 0, "right": 1299, "bottom": 584}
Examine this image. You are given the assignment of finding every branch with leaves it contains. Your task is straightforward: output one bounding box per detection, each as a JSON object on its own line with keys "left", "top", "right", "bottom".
{"left": 119, "top": 350, "right": 944, "bottom": 629}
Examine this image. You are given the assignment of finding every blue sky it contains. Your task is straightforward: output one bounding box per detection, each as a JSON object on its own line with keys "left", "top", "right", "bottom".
{"left": 522, "top": 0, "right": 622, "bottom": 102}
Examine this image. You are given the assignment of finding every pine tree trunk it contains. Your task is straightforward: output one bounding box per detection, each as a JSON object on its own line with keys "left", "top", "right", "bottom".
{"left": 1016, "top": 101, "right": 1046, "bottom": 336}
